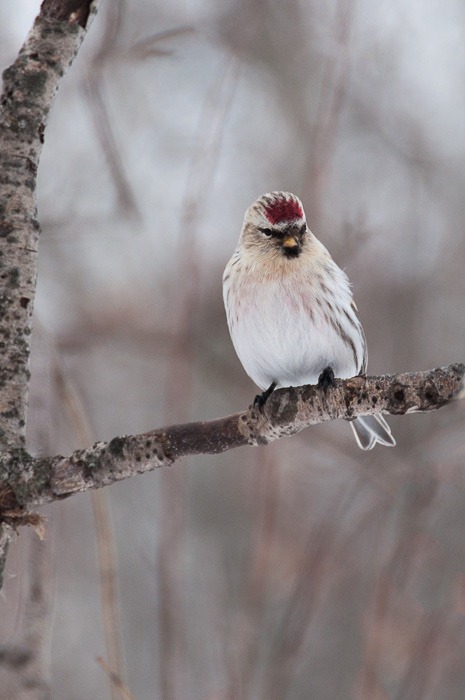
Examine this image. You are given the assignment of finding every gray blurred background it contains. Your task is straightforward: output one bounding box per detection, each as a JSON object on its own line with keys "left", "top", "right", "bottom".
{"left": 1, "top": 0, "right": 465, "bottom": 698}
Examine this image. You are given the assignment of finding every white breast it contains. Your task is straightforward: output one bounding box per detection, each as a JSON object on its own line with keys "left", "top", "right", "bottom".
{"left": 223, "top": 245, "right": 365, "bottom": 391}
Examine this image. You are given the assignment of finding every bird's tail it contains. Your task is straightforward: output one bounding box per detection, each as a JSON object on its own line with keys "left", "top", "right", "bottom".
{"left": 350, "top": 415, "right": 396, "bottom": 450}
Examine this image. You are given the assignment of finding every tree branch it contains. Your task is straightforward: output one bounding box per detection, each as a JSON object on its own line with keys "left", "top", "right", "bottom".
{"left": 0, "top": 0, "right": 101, "bottom": 584}
{"left": 0, "top": 364, "right": 463, "bottom": 515}
{"left": 0, "top": 0, "right": 100, "bottom": 448}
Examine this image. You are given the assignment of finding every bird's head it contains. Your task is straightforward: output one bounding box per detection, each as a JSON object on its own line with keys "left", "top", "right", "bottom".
{"left": 241, "top": 191, "right": 308, "bottom": 259}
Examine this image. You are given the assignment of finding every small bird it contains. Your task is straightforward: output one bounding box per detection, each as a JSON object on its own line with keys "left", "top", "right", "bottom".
{"left": 223, "top": 191, "right": 395, "bottom": 450}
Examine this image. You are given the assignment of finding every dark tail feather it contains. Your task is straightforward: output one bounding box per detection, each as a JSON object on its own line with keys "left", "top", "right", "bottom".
{"left": 350, "top": 415, "right": 396, "bottom": 450}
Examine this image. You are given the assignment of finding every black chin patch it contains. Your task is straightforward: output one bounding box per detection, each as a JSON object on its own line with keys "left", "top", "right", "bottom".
{"left": 282, "top": 246, "right": 301, "bottom": 258}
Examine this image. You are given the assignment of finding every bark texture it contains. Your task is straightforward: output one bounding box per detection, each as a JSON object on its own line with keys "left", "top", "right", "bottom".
{"left": 0, "top": 0, "right": 100, "bottom": 585}
{"left": 0, "top": 364, "right": 463, "bottom": 515}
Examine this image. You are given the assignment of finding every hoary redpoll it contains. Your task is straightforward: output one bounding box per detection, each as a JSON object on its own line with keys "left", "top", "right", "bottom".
{"left": 223, "top": 191, "right": 395, "bottom": 450}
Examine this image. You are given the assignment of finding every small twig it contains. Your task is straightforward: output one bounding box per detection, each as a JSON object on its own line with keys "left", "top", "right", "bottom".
{"left": 55, "top": 362, "right": 127, "bottom": 700}
{"left": 96, "top": 656, "right": 136, "bottom": 700}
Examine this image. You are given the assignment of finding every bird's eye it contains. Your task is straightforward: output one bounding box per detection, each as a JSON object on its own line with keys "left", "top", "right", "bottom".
{"left": 300, "top": 223, "right": 307, "bottom": 235}
{"left": 259, "top": 228, "right": 274, "bottom": 237}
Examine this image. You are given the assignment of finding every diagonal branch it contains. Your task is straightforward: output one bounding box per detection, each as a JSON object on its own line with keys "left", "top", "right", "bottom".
{"left": 0, "top": 364, "right": 463, "bottom": 515}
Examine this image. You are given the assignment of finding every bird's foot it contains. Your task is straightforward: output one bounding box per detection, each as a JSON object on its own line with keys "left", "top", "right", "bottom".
{"left": 253, "top": 382, "right": 277, "bottom": 411}
{"left": 318, "top": 366, "right": 335, "bottom": 392}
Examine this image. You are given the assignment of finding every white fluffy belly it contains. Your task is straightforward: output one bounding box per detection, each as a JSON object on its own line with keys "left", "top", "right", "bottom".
{"left": 226, "top": 277, "right": 361, "bottom": 391}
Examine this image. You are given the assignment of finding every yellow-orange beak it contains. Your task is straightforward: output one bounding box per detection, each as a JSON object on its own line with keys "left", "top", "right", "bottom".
{"left": 282, "top": 235, "right": 299, "bottom": 249}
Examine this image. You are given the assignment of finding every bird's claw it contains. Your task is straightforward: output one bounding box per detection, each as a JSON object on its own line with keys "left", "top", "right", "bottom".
{"left": 252, "top": 382, "right": 277, "bottom": 411}
{"left": 318, "top": 366, "right": 335, "bottom": 392}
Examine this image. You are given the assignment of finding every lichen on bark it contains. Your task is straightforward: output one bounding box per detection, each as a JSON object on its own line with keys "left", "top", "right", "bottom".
{"left": 0, "top": 0, "right": 101, "bottom": 586}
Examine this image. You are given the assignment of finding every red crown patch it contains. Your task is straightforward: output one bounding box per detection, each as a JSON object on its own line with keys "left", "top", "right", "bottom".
{"left": 263, "top": 196, "right": 303, "bottom": 224}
